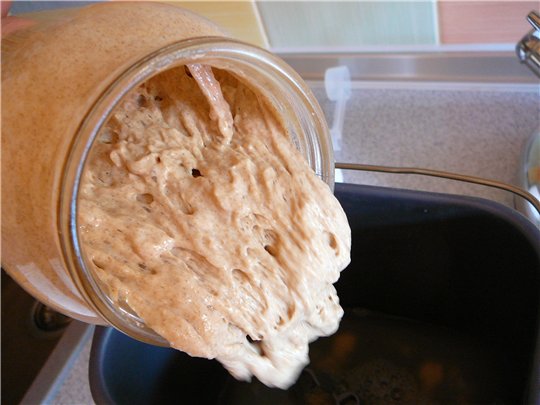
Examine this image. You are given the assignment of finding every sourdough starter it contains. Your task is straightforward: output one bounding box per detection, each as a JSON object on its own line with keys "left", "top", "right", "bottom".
{"left": 78, "top": 64, "right": 351, "bottom": 388}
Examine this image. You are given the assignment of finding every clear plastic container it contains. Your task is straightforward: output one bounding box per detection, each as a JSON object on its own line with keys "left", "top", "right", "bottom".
{"left": 1, "top": 2, "right": 333, "bottom": 344}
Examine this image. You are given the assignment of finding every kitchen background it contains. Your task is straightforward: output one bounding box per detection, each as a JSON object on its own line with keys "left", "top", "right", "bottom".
{"left": 4, "top": 2, "right": 540, "bottom": 404}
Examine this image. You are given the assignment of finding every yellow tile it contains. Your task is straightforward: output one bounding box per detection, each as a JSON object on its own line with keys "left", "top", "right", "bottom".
{"left": 164, "top": 1, "right": 268, "bottom": 48}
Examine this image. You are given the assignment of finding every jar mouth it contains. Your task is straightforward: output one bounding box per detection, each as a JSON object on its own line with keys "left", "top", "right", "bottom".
{"left": 59, "top": 37, "right": 333, "bottom": 345}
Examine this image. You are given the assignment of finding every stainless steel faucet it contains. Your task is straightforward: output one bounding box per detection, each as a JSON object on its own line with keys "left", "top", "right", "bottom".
{"left": 517, "top": 11, "right": 540, "bottom": 78}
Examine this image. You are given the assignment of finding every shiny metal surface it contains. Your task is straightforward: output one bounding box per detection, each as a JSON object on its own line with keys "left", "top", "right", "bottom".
{"left": 279, "top": 52, "right": 539, "bottom": 83}
{"left": 529, "top": 10, "right": 540, "bottom": 30}
{"left": 515, "top": 129, "right": 540, "bottom": 228}
{"left": 516, "top": 11, "right": 540, "bottom": 78}
{"left": 335, "top": 162, "right": 540, "bottom": 218}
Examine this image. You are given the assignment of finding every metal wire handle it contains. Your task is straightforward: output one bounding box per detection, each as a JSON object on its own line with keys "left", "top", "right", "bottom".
{"left": 335, "top": 162, "right": 540, "bottom": 216}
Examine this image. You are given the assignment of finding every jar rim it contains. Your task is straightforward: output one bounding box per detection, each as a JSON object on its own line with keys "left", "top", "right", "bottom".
{"left": 59, "top": 36, "right": 333, "bottom": 345}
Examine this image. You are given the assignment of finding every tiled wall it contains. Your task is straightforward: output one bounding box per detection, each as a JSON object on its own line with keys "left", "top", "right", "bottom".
{"left": 11, "top": 1, "right": 536, "bottom": 50}
{"left": 437, "top": 1, "right": 537, "bottom": 44}
{"left": 254, "top": 1, "right": 538, "bottom": 50}
{"left": 257, "top": 1, "right": 437, "bottom": 48}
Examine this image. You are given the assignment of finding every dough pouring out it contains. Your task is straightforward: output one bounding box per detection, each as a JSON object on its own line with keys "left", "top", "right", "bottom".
{"left": 78, "top": 64, "right": 351, "bottom": 389}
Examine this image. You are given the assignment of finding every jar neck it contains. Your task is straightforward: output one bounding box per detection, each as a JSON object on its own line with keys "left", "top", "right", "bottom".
{"left": 59, "top": 37, "right": 333, "bottom": 344}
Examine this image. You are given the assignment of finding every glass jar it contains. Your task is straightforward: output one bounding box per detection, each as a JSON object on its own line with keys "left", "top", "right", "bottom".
{"left": 1, "top": 2, "right": 333, "bottom": 345}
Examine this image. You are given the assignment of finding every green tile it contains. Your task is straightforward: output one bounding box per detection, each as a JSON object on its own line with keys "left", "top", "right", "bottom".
{"left": 258, "top": 1, "right": 437, "bottom": 48}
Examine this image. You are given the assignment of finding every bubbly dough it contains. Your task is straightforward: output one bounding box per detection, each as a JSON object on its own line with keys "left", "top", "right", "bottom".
{"left": 78, "top": 65, "right": 351, "bottom": 388}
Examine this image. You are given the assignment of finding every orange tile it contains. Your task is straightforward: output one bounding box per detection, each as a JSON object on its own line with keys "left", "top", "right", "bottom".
{"left": 438, "top": 1, "right": 538, "bottom": 44}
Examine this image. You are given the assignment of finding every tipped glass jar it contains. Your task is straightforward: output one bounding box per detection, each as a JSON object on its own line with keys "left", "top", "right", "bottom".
{"left": 1, "top": 2, "right": 333, "bottom": 345}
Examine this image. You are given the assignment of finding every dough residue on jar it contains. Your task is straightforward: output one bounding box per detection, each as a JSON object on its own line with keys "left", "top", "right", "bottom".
{"left": 78, "top": 64, "right": 351, "bottom": 389}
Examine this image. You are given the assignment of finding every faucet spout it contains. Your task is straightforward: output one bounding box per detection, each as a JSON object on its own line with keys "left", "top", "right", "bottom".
{"left": 516, "top": 11, "right": 540, "bottom": 78}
